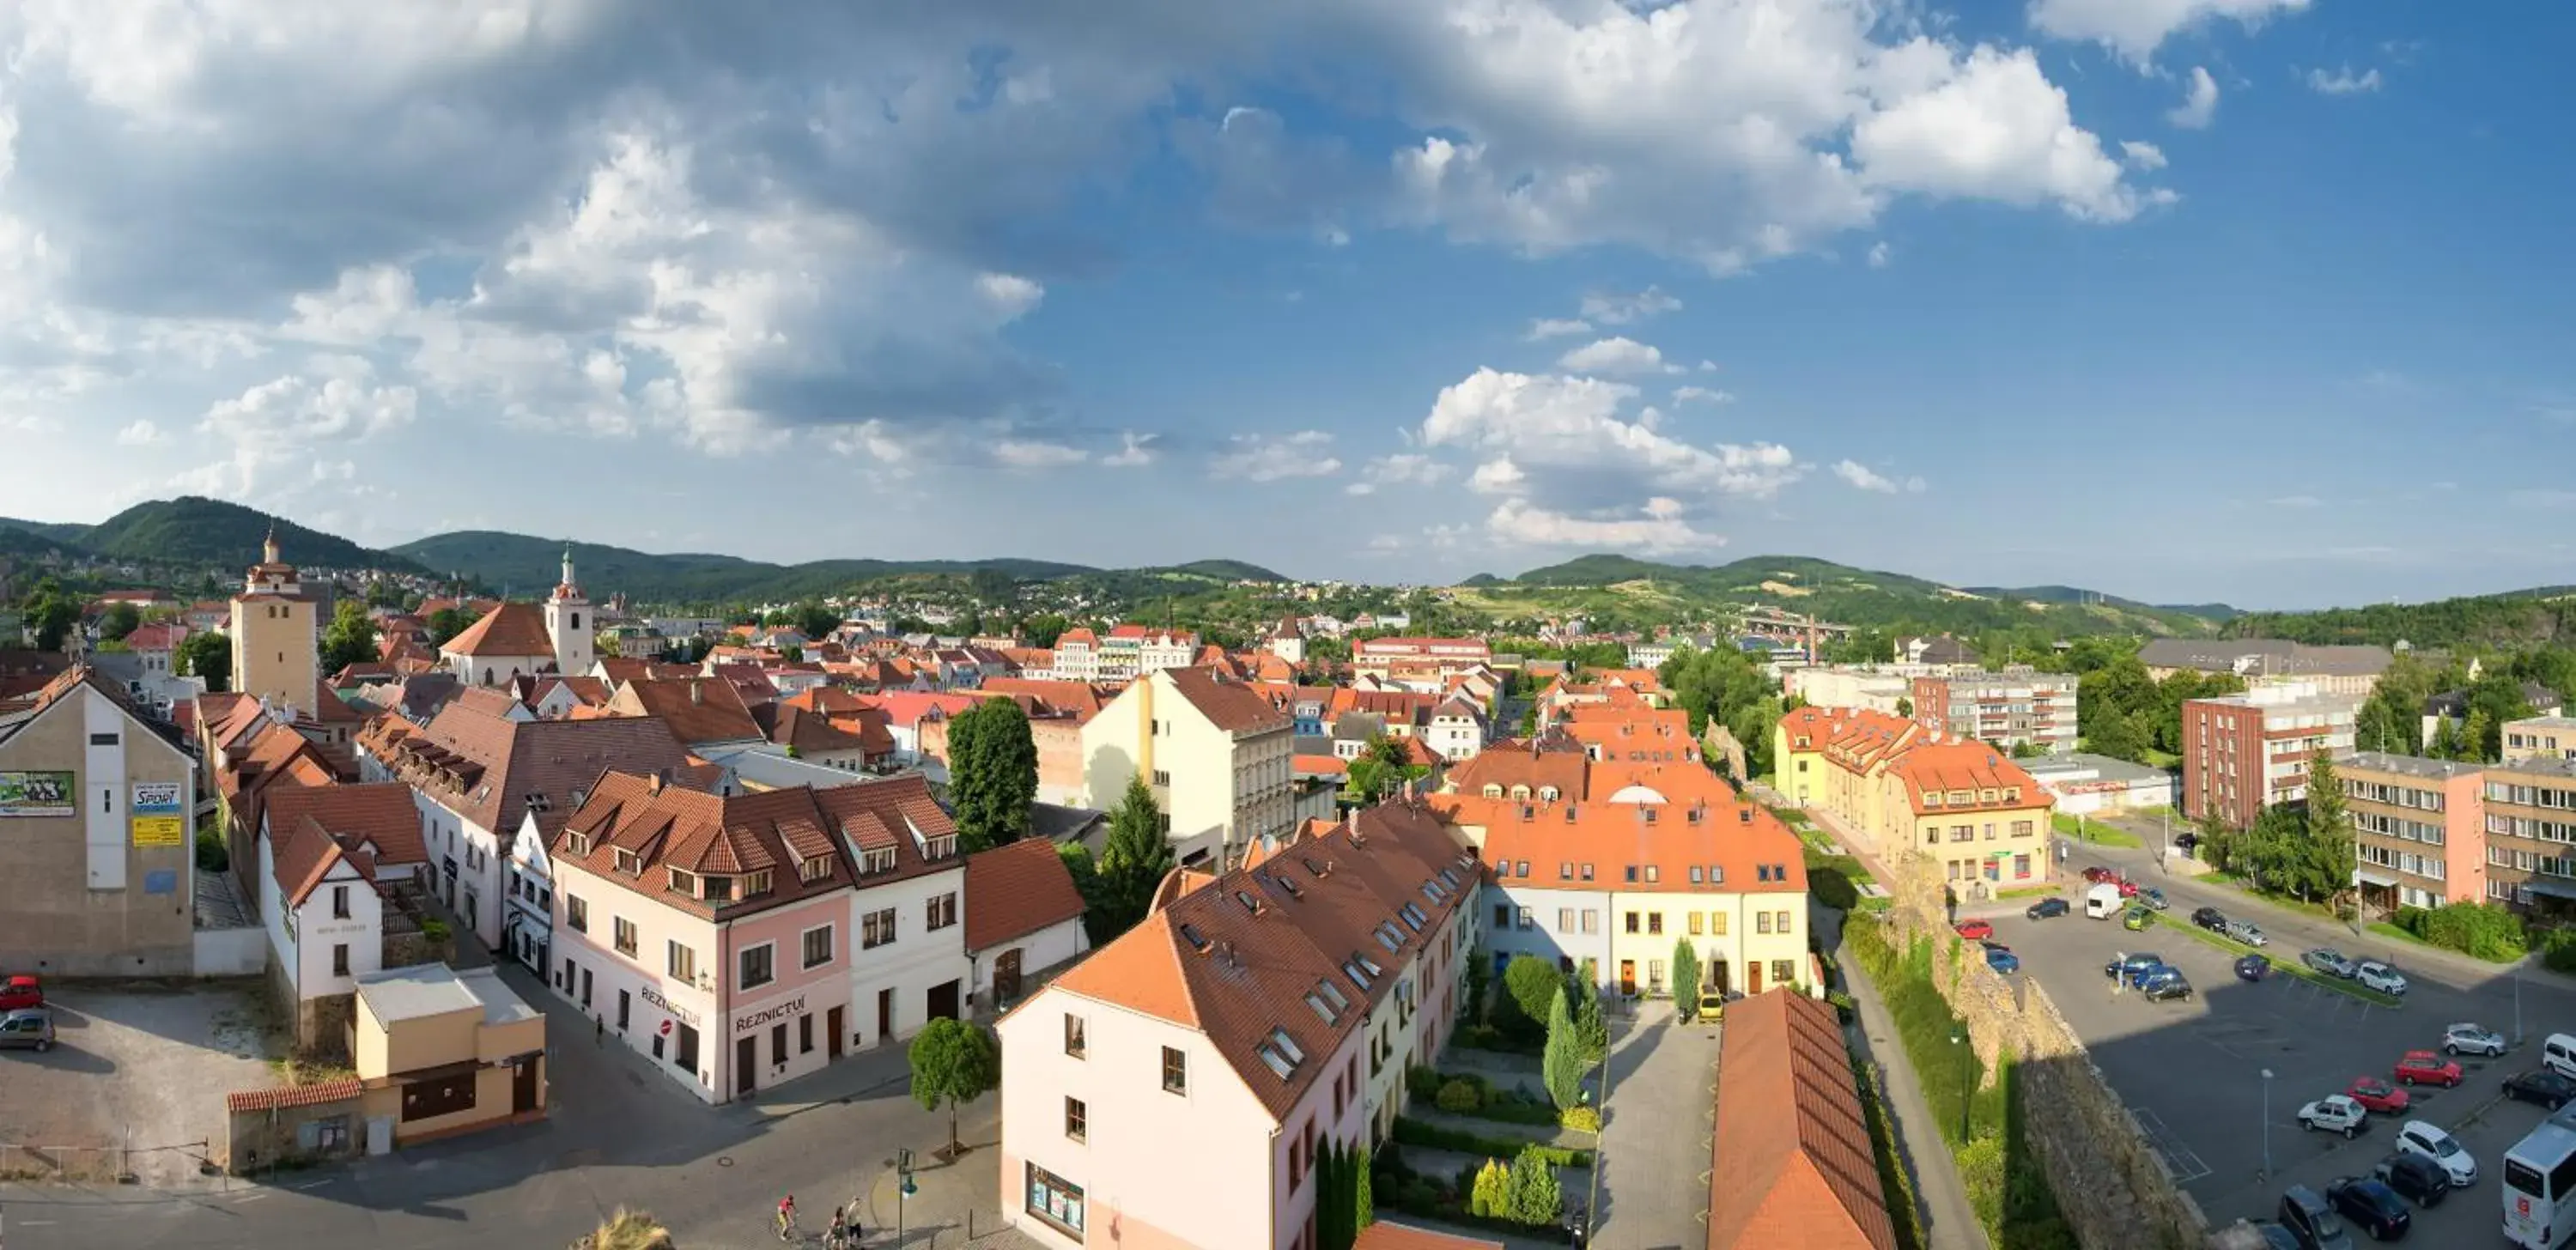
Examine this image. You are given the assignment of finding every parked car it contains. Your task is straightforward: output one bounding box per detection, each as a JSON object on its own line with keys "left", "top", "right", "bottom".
{"left": 2442, "top": 1022, "right": 2508, "bottom": 1057}
{"left": 2279, "top": 1183, "right": 2358, "bottom": 1250}
{"left": 2115, "top": 876, "right": 2141, "bottom": 898}
{"left": 2026, "top": 897, "right": 2071, "bottom": 920}
{"left": 2244, "top": 1222, "right": 2304, "bottom": 1250}
{"left": 2140, "top": 969, "right": 2193, "bottom": 1002}
{"left": 2505, "top": 1068, "right": 2576, "bottom": 1109}
{"left": 2395, "top": 1120, "right": 2476, "bottom": 1186}
{"left": 0, "top": 1008, "right": 52, "bottom": 1053}
{"left": 2123, "top": 907, "right": 2153, "bottom": 931}
{"left": 2370, "top": 1151, "right": 2451, "bottom": 1208}
{"left": 2304, "top": 949, "right": 2360, "bottom": 979}
{"left": 2192, "top": 906, "right": 2229, "bottom": 932}
{"left": 2137, "top": 887, "right": 2170, "bottom": 911}
{"left": 2237, "top": 954, "right": 2274, "bottom": 981}
{"left": 0, "top": 974, "right": 41, "bottom": 1013}
{"left": 2106, "top": 951, "right": 2166, "bottom": 980}
{"left": 2395, "top": 1051, "right": 2464, "bottom": 1088}
{"left": 1955, "top": 919, "right": 1996, "bottom": 941}
{"left": 1696, "top": 991, "right": 1728, "bottom": 1022}
{"left": 2299, "top": 1095, "right": 2371, "bottom": 1138}
{"left": 2356, "top": 962, "right": 2409, "bottom": 997}
{"left": 2082, "top": 865, "right": 2117, "bottom": 884}
{"left": 2344, "top": 1077, "right": 2411, "bottom": 1115}
{"left": 2227, "top": 918, "right": 2271, "bottom": 947}
{"left": 1985, "top": 947, "right": 2022, "bottom": 975}
{"left": 2323, "top": 1175, "right": 2412, "bottom": 1241}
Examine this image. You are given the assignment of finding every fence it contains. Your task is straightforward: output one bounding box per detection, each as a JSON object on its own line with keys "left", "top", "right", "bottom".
{"left": 0, "top": 1138, "right": 212, "bottom": 1184}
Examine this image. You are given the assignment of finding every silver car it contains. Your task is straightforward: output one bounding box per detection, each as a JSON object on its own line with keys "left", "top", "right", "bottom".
{"left": 0, "top": 1007, "right": 53, "bottom": 1053}
{"left": 2443, "top": 1022, "right": 2508, "bottom": 1057}
{"left": 2227, "top": 917, "right": 2269, "bottom": 947}
{"left": 2303, "top": 948, "right": 2359, "bottom": 978}
{"left": 2357, "top": 962, "right": 2409, "bottom": 996}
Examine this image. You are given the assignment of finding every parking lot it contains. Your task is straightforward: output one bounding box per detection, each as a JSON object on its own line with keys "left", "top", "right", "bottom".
{"left": 1973, "top": 880, "right": 2552, "bottom": 1237}
{"left": 0, "top": 980, "right": 280, "bottom": 1185}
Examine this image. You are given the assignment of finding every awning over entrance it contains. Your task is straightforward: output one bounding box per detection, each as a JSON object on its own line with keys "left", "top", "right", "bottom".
{"left": 2353, "top": 869, "right": 2399, "bottom": 888}
{"left": 2524, "top": 878, "right": 2576, "bottom": 901}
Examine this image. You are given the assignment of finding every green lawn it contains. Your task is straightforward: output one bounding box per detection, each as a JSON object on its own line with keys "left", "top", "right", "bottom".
{"left": 2148, "top": 913, "right": 2401, "bottom": 1006}
{"left": 1995, "top": 884, "right": 2059, "bottom": 900}
{"left": 2050, "top": 810, "right": 2143, "bottom": 849}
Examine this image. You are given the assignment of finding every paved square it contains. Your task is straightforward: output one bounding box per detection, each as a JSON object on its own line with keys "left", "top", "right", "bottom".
{"left": 1594, "top": 999, "right": 1722, "bottom": 1250}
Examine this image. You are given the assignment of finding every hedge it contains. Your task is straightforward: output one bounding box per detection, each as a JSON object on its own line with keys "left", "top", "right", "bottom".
{"left": 1389, "top": 1117, "right": 1592, "bottom": 1168}
{"left": 1852, "top": 1048, "right": 1927, "bottom": 1250}
{"left": 2388, "top": 902, "right": 2527, "bottom": 962}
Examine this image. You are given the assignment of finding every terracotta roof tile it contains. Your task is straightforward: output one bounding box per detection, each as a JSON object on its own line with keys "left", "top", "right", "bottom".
{"left": 1164, "top": 668, "right": 1291, "bottom": 735}
{"left": 609, "top": 677, "right": 765, "bottom": 745}
{"left": 1433, "top": 789, "right": 1806, "bottom": 895}
{"left": 1706, "top": 991, "right": 1896, "bottom": 1250}
{"left": 1356, "top": 1224, "right": 1504, "bottom": 1250}
{"left": 264, "top": 782, "right": 428, "bottom": 867}
{"left": 270, "top": 815, "right": 359, "bottom": 908}
{"left": 385, "top": 704, "right": 695, "bottom": 841}
{"left": 226, "top": 1077, "right": 363, "bottom": 1113}
{"left": 439, "top": 602, "right": 557, "bottom": 658}
{"left": 963, "top": 836, "right": 1088, "bottom": 952}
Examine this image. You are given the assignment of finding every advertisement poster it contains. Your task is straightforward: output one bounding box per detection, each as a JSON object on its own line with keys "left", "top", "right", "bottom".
{"left": 131, "top": 781, "right": 185, "bottom": 846}
{"left": 0, "top": 771, "right": 75, "bottom": 817}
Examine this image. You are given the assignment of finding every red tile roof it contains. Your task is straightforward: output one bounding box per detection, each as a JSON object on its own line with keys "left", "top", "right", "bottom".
{"left": 270, "top": 814, "right": 361, "bottom": 908}
{"left": 610, "top": 677, "right": 765, "bottom": 745}
{"left": 1436, "top": 788, "right": 1807, "bottom": 895}
{"left": 440, "top": 602, "right": 556, "bottom": 658}
{"left": 766, "top": 703, "right": 867, "bottom": 756}
{"left": 374, "top": 703, "right": 696, "bottom": 842}
{"left": 1887, "top": 741, "right": 2045, "bottom": 816}
{"left": 1707, "top": 990, "right": 1896, "bottom": 1250}
{"left": 963, "top": 837, "right": 1088, "bottom": 952}
{"left": 226, "top": 1077, "right": 364, "bottom": 1113}
{"left": 1356, "top": 1224, "right": 1504, "bottom": 1250}
{"left": 1164, "top": 668, "right": 1291, "bottom": 735}
{"left": 264, "top": 782, "right": 428, "bottom": 868}
{"left": 1049, "top": 804, "right": 1477, "bottom": 1123}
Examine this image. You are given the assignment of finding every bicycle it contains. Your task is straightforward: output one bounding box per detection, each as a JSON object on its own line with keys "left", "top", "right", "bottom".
{"left": 774, "top": 1208, "right": 799, "bottom": 1242}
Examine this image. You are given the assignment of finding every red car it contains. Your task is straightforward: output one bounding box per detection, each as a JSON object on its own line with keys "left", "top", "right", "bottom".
{"left": 2395, "top": 1050, "right": 2464, "bottom": 1088}
{"left": 0, "top": 974, "right": 41, "bottom": 1012}
{"left": 1955, "top": 919, "right": 1995, "bottom": 941}
{"left": 2114, "top": 877, "right": 2141, "bottom": 898}
{"left": 2345, "top": 1076, "right": 2411, "bottom": 1114}
{"left": 2081, "top": 866, "right": 2115, "bottom": 884}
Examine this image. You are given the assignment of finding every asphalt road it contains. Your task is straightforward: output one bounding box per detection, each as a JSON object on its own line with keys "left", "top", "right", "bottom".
{"left": 1971, "top": 836, "right": 2576, "bottom": 1234}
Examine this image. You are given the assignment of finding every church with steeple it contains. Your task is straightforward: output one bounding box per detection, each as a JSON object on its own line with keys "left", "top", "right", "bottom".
{"left": 438, "top": 547, "right": 595, "bottom": 686}
{"left": 229, "top": 522, "right": 319, "bottom": 713}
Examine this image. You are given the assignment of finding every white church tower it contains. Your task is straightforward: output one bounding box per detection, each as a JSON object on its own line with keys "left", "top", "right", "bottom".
{"left": 544, "top": 545, "right": 594, "bottom": 677}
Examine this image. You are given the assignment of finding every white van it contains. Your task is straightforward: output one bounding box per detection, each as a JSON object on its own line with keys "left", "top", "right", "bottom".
{"left": 2544, "top": 1033, "right": 2576, "bottom": 1080}
{"left": 2084, "top": 882, "right": 2123, "bottom": 919}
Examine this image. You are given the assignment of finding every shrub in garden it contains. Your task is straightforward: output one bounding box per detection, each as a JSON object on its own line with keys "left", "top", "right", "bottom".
{"left": 1500, "top": 956, "right": 1563, "bottom": 1041}
{"left": 1436, "top": 1079, "right": 1482, "bottom": 1113}
{"left": 1406, "top": 1065, "right": 1441, "bottom": 1101}
{"left": 1468, "top": 1158, "right": 1510, "bottom": 1218}
{"left": 1559, "top": 1106, "right": 1601, "bottom": 1133}
{"left": 1506, "top": 1146, "right": 1563, "bottom": 1226}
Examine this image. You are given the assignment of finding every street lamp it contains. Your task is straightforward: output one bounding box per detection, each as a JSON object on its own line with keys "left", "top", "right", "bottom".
{"left": 880, "top": 1148, "right": 918, "bottom": 1246}
{"left": 1951, "top": 1029, "right": 1971, "bottom": 1142}
{"left": 2259, "top": 1069, "right": 2275, "bottom": 1180}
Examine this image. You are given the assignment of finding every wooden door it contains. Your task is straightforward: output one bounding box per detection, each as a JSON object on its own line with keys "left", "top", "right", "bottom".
{"left": 513, "top": 1059, "right": 540, "bottom": 1113}
{"left": 877, "top": 988, "right": 894, "bottom": 1041}
{"left": 1749, "top": 960, "right": 1765, "bottom": 994}
{"left": 735, "top": 1037, "right": 756, "bottom": 1097}
{"left": 993, "top": 949, "right": 1024, "bottom": 1004}
{"left": 927, "top": 980, "right": 961, "bottom": 1022}
{"left": 827, "top": 1006, "right": 845, "bottom": 1060}
{"left": 1617, "top": 961, "right": 1636, "bottom": 996}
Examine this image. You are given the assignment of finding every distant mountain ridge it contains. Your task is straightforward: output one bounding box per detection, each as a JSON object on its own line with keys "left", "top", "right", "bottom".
{"left": 1496, "top": 554, "right": 2232, "bottom": 639}
{"left": 1, "top": 497, "right": 429, "bottom": 579}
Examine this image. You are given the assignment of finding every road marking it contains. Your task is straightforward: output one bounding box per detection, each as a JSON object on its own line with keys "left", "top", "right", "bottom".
{"left": 2131, "top": 1107, "right": 2213, "bottom": 1184}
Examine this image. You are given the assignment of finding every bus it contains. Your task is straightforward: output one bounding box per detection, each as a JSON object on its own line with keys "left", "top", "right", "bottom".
{"left": 2504, "top": 1119, "right": 2576, "bottom": 1248}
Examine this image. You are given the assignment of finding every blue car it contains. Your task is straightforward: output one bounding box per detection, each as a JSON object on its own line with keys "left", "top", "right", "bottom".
{"left": 2234, "top": 954, "right": 2272, "bottom": 981}
{"left": 1985, "top": 947, "right": 2022, "bottom": 974}
{"left": 2137, "top": 888, "right": 2169, "bottom": 911}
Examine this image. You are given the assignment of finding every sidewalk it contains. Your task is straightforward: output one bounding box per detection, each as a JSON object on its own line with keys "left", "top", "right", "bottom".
{"left": 1839, "top": 935, "right": 1994, "bottom": 1250}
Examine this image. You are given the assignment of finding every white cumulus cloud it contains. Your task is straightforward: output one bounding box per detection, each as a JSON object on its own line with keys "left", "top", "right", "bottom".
{"left": 114, "top": 419, "right": 163, "bottom": 446}
{"left": 2121, "top": 141, "right": 2169, "bottom": 170}
{"left": 1558, "top": 337, "right": 1681, "bottom": 376}
{"left": 1346, "top": 452, "right": 1454, "bottom": 495}
{"left": 1485, "top": 498, "right": 1723, "bottom": 555}
{"left": 1832, "top": 459, "right": 1926, "bottom": 494}
{"left": 1524, "top": 318, "right": 1593, "bottom": 341}
{"left": 2306, "top": 66, "right": 2383, "bottom": 95}
{"left": 1101, "top": 432, "right": 1158, "bottom": 467}
{"left": 1578, "top": 288, "right": 1682, "bottom": 325}
{"left": 2028, "top": 0, "right": 2313, "bottom": 63}
{"left": 2168, "top": 66, "right": 2221, "bottom": 129}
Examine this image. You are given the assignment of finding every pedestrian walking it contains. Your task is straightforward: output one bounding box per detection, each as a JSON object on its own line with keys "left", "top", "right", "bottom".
{"left": 595, "top": 1015, "right": 604, "bottom": 1046}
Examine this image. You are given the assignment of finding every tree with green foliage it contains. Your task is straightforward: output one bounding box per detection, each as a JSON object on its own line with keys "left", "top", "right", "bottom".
{"left": 1352, "top": 1144, "right": 1372, "bottom": 1237}
{"left": 1672, "top": 937, "right": 1702, "bottom": 1020}
{"left": 907, "top": 1017, "right": 999, "bottom": 1160}
{"left": 2082, "top": 710, "right": 2148, "bottom": 763}
{"left": 1469, "top": 1157, "right": 1510, "bottom": 1218}
{"left": 2305, "top": 752, "right": 2355, "bottom": 914}
{"left": 1092, "top": 777, "right": 1175, "bottom": 940}
{"left": 1659, "top": 645, "right": 1786, "bottom": 776}
{"left": 1541, "top": 986, "right": 1583, "bottom": 1109}
{"left": 793, "top": 602, "right": 840, "bottom": 639}
{"left": 425, "top": 606, "right": 474, "bottom": 646}
{"left": 21, "top": 578, "right": 79, "bottom": 652}
{"left": 1506, "top": 1145, "right": 1564, "bottom": 1225}
{"left": 970, "top": 568, "right": 1018, "bottom": 606}
{"left": 99, "top": 601, "right": 142, "bottom": 641}
{"left": 2460, "top": 707, "right": 2497, "bottom": 765}
{"left": 1500, "top": 956, "right": 1563, "bottom": 1041}
{"left": 319, "top": 599, "right": 379, "bottom": 674}
{"left": 1894, "top": 695, "right": 1913, "bottom": 719}
{"left": 947, "top": 698, "right": 1037, "bottom": 853}
{"left": 1021, "top": 613, "right": 1071, "bottom": 649}
{"left": 175, "top": 631, "right": 231, "bottom": 692}
{"left": 1316, "top": 1138, "right": 1350, "bottom": 1250}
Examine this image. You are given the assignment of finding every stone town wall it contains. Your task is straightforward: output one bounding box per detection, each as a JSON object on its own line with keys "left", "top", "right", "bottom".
{"left": 1880, "top": 870, "right": 2212, "bottom": 1250}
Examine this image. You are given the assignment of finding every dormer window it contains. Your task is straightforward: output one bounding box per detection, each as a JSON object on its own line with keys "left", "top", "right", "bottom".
{"left": 1279, "top": 874, "right": 1303, "bottom": 899}
{"left": 1356, "top": 952, "right": 1383, "bottom": 978}
{"left": 1539, "top": 786, "right": 1560, "bottom": 802}
{"left": 614, "top": 848, "right": 641, "bottom": 876}
{"left": 1923, "top": 791, "right": 1943, "bottom": 807}
{"left": 921, "top": 834, "right": 957, "bottom": 860}
{"left": 863, "top": 847, "right": 897, "bottom": 875}
{"left": 799, "top": 854, "right": 835, "bottom": 883}
{"left": 744, "top": 871, "right": 772, "bottom": 896}
{"left": 567, "top": 832, "right": 592, "bottom": 856}
{"left": 703, "top": 876, "right": 735, "bottom": 902}
{"left": 668, "top": 868, "right": 696, "bottom": 895}
{"left": 1482, "top": 784, "right": 1504, "bottom": 798}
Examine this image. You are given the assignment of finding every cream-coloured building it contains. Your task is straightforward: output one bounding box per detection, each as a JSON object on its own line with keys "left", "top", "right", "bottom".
{"left": 231, "top": 527, "right": 321, "bottom": 715}
{"left": 2503, "top": 716, "right": 2576, "bottom": 765}
{"left": 1080, "top": 668, "right": 1293, "bottom": 868}
{"left": 1783, "top": 666, "right": 1916, "bottom": 717}
{"left": 1771, "top": 705, "right": 2055, "bottom": 900}
{"left": 350, "top": 963, "right": 547, "bottom": 1147}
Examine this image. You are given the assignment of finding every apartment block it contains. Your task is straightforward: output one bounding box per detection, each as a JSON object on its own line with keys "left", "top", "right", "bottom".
{"left": 2480, "top": 755, "right": 2576, "bottom": 916}
{"left": 1353, "top": 637, "right": 1492, "bottom": 683}
{"left": 2180, "top": 682, "right": 2359, "bottom": 830}
{"left": 995, "top": 804, "right": 1477, "bottom": 1250}
{"left": 2338, "top": 753, "right": 2484, "bottom": 911}
{"left": 1910, "top": 668, "right": 2080, "bottom": 753}
{"left": 2504, "top": 716, "right": 2576, "bottom": 765}
{"left": 1081, "top": 668, "right": 1295, "bottom": 868}
{"left": 1783, "top": 666, "right": 1914, "bottom": 716}
{"left": 1768, "top": 706, "right": 2053, "bottom": 897}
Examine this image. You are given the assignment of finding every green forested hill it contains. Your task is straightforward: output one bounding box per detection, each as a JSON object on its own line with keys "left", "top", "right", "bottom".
{"left": 2224, "top": 588, "right": 2576, "bottom": 648}
{"left": 83, "top": 497, "right": 428, "bottom": 573}
{"left": 390, "top": 530, "right": 1097, "bottom": 601}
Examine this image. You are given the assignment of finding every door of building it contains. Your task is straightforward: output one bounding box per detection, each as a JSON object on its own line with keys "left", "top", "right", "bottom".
{"left": 993, "top": 949, "right": 1024, "bottom": 1004}
{"left": 735, "top": 1037, "right": 756, "bottom": 1097}
{"left": 827, "top": 1006, "right": 846, "bottom": 1060}
{"left": 617, "top": 990, "right": 630, "bottom": 1032}
{"left": 513, "top": 1059, "right": 539, "bottom": 1113}
{"left": 1617, "top": 961, "right": 1636, "bottom": 996}
{"left": 877, "top": 988, "right": 895, "bottom": 1041}
{"left": 1749, "top": 961, "right": 1765, "bottom": 994}
{"left": 675, "top": 1022, "right": 699, "bottom": 1074}
{"left": 927, "top": 980, "right": 961, "bottom": 1022}
{"left": 1709, "top": 956, "right": 1730, "bottom": 996}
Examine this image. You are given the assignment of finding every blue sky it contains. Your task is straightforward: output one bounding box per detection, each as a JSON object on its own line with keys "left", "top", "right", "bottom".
{"left": 1, "top": 1, "right": 2567, "bottom": 610}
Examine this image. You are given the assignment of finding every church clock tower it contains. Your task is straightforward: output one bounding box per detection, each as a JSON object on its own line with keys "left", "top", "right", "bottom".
{"left": 229, "top": 521, "right": 319, "bottom": 713}
{"left": 544, "top": 545, "right": 594, "bottom": 677}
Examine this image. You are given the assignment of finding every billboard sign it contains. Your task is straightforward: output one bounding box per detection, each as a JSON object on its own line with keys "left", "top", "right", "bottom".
{"left": 130, "top": 780, "right": 185, "bottom": 846}
{"left": 0, "top": 771, "right": 75, "bottom": 817}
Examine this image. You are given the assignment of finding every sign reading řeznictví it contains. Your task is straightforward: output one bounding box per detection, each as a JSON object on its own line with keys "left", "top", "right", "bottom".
{"left": 0, "top": 771, "right": 75, "bottom": 817}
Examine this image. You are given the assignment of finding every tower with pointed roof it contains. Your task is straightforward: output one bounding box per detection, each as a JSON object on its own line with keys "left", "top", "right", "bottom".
{"left": 544, "top": 543, "right": 594, "bottom": 677}
{"left": 231, "top": 518, "right": 319, "bottom": 713}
